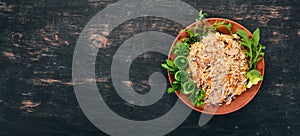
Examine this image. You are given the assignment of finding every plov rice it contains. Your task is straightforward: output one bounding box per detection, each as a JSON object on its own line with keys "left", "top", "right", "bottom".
{"left": 186, "top": 32, "right": 248, "bottom": 105}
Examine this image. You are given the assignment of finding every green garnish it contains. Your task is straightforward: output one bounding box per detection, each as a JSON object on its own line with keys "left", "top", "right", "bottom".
{"left": 189, "top": 89, "right": 206, "bottom": 107}
{"left": 161, "top": 59, "right": 181, "bottom": 94}
{"left": 211, "top": 19, "right": 233, "bottom": 35}
{"left": 182, "top": 81, "right": 197, "bottom": 94}
{"left": 172, "top": 42, "right": 190, "bottom": 56}
{"left": 181, "top": 29, "right": 201, "bottom": 45}
{"left": 181, "top": 12, "right": 234, "bottom": 44}
{"left": 174, "top": 56, "right": 188, "bottom": 70}
{"left": 161, "top": 59, "right": 178, "bottom": 75}
{"left": 246, "top": 70, "right": 264, "bottom": 88}
{"left": 167, "top": 87, "right": 176, "bottom": 94}
{"left": 175, "top": 70, "right": 189, "bottom": 82}
{"left": 180, "top": 10, "right": 210, "bottom": 44}
{"left": 237, "top": 28, "right": 265, "bottom": 88}
{"left": 162, "top": 10, "right": 210, "bottom": 106}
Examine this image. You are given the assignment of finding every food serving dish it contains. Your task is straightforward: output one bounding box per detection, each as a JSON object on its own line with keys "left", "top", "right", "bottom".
{"left": 162, "top": 14, "right": 265, "bottom": 115}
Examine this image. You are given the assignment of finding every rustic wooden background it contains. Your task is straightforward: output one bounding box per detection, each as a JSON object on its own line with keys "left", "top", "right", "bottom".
{"left": 0, "top": 0, "right": 299, "bottom": 136}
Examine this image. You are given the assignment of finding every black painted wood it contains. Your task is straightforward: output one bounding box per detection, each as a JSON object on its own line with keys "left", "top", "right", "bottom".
{"left": 0, "top": 0, "right": 299, "bottom": 136}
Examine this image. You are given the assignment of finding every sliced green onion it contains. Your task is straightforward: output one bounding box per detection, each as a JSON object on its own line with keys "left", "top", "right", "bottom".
{"left": 174, "top": 56, "right": 188, "bottom": 70}
{"left": 182, "top": 80, "right": 197, "bottom": 94}
{"left": 175, "top": 70, "right": 189, "bottom": 82}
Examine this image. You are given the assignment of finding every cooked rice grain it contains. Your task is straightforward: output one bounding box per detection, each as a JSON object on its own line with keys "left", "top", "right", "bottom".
{"left": 187, "top": 32, "right": 248, "bottom": 105}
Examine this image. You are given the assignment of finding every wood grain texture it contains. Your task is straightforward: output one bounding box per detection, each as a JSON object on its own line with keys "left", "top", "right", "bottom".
{"left": 0, "top": 0, "right": 299, "bottom": 136}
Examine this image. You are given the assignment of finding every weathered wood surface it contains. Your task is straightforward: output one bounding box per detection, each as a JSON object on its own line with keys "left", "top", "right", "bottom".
{"left": 0, "top": 0, "right": 299, "bottom": 136}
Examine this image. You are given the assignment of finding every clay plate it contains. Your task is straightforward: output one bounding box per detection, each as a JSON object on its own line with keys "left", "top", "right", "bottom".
{"left": 167, "top": 18, "right": 265, "bottom": 115}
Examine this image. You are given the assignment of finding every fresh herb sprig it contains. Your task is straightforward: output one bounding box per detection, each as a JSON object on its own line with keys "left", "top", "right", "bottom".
{"left": 181, "top": 29, "right": 200, "bottom": 45}
{"left": 161, "top": 59, "right": 178, "bottom": 75}
{"left": 211, "top": 20, "right": 233, "bottom": 34}
{"left": 180, "top": 10, "right": 209, "bottom": 45}
{"left": 172, "top": 42, "right": 190, "bottom": 56}
{"left": 237, "top": 28, "right": 265, "bottom": 88}
{"left": 189, "top": 89, "right": 206, "bottom": 107}
{"left": 181, "top": 11, "right": 234, "bottom": 44}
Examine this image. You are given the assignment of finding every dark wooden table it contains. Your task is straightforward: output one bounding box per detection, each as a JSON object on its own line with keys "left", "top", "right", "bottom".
{"left": 0, "top": 0, "right": 299, "bottom": 136}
